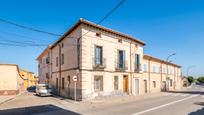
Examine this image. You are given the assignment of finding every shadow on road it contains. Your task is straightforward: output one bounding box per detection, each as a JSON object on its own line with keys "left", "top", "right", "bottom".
{"left": 0, "top": 104, "right": 80, "bottom": 115}
{"left": 188, "top": 102, "right": 204, "bottom": 115}
{"left": 167, "top": 91, "right": 204, "bottom": 95}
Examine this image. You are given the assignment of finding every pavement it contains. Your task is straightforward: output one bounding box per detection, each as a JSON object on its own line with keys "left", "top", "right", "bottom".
{"left": 0, "top": 84, "right": 204, "bottom": 115}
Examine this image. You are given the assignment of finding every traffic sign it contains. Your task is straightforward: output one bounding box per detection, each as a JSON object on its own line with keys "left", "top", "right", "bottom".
{"left": 73, "top": 75, "right": 77, "bottom": 82}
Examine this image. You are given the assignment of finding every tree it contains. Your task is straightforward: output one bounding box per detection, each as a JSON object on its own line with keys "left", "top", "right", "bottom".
{"left": 187, "top": 76, "right": 194, "bottom": 84}
{"left": 197, "top": 76, "right": 204, "bottom": 83}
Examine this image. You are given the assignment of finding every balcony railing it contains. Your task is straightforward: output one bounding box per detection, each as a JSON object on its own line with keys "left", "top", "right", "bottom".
{"left": 134, "top": 63, "right": 142, "bottom": 73}
{"left": 115, "top": 60, "right": 128, "bottom": 71}
{"left": 93, "top": 58, "right": 106, "bottom": 70}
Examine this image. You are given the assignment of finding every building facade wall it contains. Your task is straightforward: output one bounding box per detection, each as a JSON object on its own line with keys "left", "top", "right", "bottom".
{"left": 37, "top": 19, "right": 182, "bottom": 100}
{"left": 80, "top": 25, "right": 144, "bottom": 99}
{"left": 0, "top": 65, "right": 20, "bottom": 95}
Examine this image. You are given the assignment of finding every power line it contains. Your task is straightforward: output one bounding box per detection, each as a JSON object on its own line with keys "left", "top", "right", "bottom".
{"left": 0, "top": 0, "right": 126, "bottom": 47}
{"left": 0, "top": 31, "right": 54, "bottom": 43}
{"left": 0, "top": 36, "right": 48, "bottom": 46}
{"left": 98, "top": 0, "right": 126, "bottom": 24}
{"left": 77, "top": 0, "right": 127, "bottom": 40}
{"left": 0, "top": 18, "right": 62, "bottom": 36}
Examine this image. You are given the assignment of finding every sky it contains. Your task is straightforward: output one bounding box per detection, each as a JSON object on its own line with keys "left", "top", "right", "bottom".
{"left": 0, "top": 0, "right": 203, "bottom": 77}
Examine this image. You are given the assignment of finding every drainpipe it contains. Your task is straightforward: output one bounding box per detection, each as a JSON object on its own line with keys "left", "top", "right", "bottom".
{"left": 174, "top": 66, "right": 176, "bottom": 89}
{"left": 148, "top": 57, "right": 152, "bottom": 93}
{"left": 58, "top": 44, "right": 62, "bottom": 95}
{"left": 129, "top": 42, "right": 132, "bottom": 95}
{"left": 160, "top": 62, "right": 163, "bottom": 91}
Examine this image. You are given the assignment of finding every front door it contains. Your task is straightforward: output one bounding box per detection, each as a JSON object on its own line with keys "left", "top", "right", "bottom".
{"left": 135, "top": 79, "right": 139, "bottom": 95}
{"left": 144, "top": 80, "right": 147, "bottom": 93}
{"left": 162, "top": 81, "right": 166, "bottom": 91}
{"left": 123, "top": 75, "right": 128, "bottom": 93}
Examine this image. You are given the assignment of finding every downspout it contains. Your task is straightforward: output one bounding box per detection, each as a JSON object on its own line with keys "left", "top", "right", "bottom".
{"left": 58, "top": 44, "right": 62, "bottom": 95}
{"left": 160, "top": 62, "right": 163, "bottom": 91}
{"left": 129, "top": 41, "right": 132, "bottom": 95}
{"left": 174, "top": 66, "right": 176, "bottom": 89}
{"left": 148, "top": 57, "right": 152, "bottom": 93}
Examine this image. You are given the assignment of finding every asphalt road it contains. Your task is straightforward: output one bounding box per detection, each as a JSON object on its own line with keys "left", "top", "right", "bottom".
{"left": 1, "top": 84, "right": 204, "bottom": 115}
{"left": 83, "top": 84, "right": 204, "bottom": 115}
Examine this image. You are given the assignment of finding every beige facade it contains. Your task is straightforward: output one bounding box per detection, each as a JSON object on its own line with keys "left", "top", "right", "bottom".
{"left": 143, "top": 55, "right": 182, "bottom": 94}
{"left": 0, "top": 64, "right": 24, "bottom": 95}
{"left": 37, "top": 19, "right": 182, "bottom": 100}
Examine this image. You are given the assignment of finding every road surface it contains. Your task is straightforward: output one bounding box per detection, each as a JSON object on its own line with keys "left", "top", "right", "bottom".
{"left": 0, "top": 84, "right": 204, "bottom": 115}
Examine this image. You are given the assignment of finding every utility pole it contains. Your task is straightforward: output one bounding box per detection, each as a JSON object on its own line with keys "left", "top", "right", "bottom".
{"left": 166, "top": 53, "right": 176, "bottom": 91}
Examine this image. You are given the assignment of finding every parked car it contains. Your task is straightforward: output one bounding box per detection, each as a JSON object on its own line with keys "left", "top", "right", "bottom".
{"left": 36, "top": 84, "right": 52, "bottom": 96}
{"left": 27, "top": 86, "right": 36, "bottom": 92}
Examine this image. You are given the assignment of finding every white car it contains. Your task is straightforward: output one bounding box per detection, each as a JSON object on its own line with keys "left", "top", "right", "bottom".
{"left": 36, "top": 84, "right": 52, "bottom": 96}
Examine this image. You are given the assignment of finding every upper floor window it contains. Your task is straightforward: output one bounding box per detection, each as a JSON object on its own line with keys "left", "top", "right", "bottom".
{"left": 61, "top": 54, "right": 64, "bottom": 65}
{"left": 56, "top": 57, "right": 58, "bottom": 67}
{"left": 135, "top": 54, "right": 140, "bottom": 72}
{"left": 94, "top": 46, "right": 103, "bottom": 65}
{"left": 162, "top": 68, "right": 166, "bottom": 73}
{"left": 153, "top": 65, "right": 156, "bottom": 73}
{"left": 118, "top": 38, "right": 122, "bottom": 43}
{"left": 46, "top": 57, "right": 49, "bottom": 64}
{"left": 118, "top": 50, "right": 125, "bottom": 69}
{"left": 96, "top": 32, "right": 101, "bottom": 37}
{"left": 143, "top": 64, "right": 147, "bottom": 72}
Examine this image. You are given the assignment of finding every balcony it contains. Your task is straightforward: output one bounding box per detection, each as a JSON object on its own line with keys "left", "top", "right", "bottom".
{"left": 134, "top": 64, "right": 142, "bottom": 73}
{"left": 93, "top": 58, "right": 106, "bottom": 70}
{"left": 115, "top": 60, "right": 128, "bottom": 71}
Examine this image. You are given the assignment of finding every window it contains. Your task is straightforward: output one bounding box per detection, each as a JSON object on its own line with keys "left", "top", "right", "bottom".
{"left": 46, "top": 57, "right": 49, "bottom": 64}
{"left": 94, "top": 76, "right": 103, "bottom": 92}
{"left": 163, "top": 67, "right": 166, "bottom": 73}
{"left": 46, "top": 73, "right": 49, "bottom": 79}
{"left": 62, "top": 78, "right": 65, "bottom": 89}
{"left": 56, "top": 78, "right": 58, "bottom": 89}
{"left": 170, "top": 79, "right": 173, "bottom": 87}
{"left": 118, "top": 38, "right": 122, "bottom": 43}
{"left": 67, "top": 76, "right": 70, "bottom": 84}
{"left": 153, "top": 65, "right": 156, "bottom": 73}
{"left": 94, "top": 46, "right": 103, "bottom": 65}
{"left": 143, "top": 64, "right": 147, "bottom": 72}
{"left": 118, "top": 50, "right": 125, "bottom": 68}
{"left": 135, "top": 54, "right": 140, "bottom": 72}
{"left": 61, "top": 54, "right": 64, "bottom": 65}
{"left": 96, "top": 32, "right": 101, "bottom": 37}
{"left": 61, "top": 43, "right": 64, "bottom": 48}
{"left": 56, "top": 57, "right": 58, "bottom": 67}
{"left": 153, "top": 81, "right": 156, "bottom": 88}
{"left": 114, "top": 76, "right": 118, "bottom": 90}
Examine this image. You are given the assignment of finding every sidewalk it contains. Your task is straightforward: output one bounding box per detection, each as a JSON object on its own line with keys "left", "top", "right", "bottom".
{"left": 0, "top": 91, "right": 26, "bottom": 106}
{"left": 0, "top": 95, "right": 15, "bottom": 105}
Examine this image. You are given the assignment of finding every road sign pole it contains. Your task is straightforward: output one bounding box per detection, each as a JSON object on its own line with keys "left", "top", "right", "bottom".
{"left": 74, "top": 81, "right": 76, "bottom": 103}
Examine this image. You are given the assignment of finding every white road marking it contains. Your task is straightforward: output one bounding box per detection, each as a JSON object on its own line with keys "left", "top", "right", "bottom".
{"left": 202, "top": 95, "right": 204, "bottom": 98}
{"left": 181, "top": 94, "right": 189, "bottom": 97}
{"left": 172, "top": 93, "right": 180, "bottom": 96}
{"left": 132, "top": 95, "right": 196, "bottom": 115}
{"left": 163, "top": 93, "right": 171, "bottom": 96}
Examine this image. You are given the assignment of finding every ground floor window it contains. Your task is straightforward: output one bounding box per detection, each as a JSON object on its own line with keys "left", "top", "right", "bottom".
{"left": 62, "top": 77, "right": 65, "bottom": 89}
{"left": 153, "top": 81, "right": 156, "bottom": 88}
{"left": 56, "top": 78, "right": 58, "bottom": 89}
{"left": 114, "top": 76, "right": 119, "bottom": 90}
{"left": 170, "top": 79, "right": 173, "bottom": 87}
{"left": 94, "top": 76, "right": 103, "bottom": 92}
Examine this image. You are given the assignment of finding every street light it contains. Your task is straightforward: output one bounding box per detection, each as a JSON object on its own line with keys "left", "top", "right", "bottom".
{"left": 166, "top": 53, "right": 176, "bottom": 91}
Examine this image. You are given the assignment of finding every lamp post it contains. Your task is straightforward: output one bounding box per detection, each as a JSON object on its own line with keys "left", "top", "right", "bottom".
{"left": 166, "top": 53, "right": 176, "bottom": 91}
